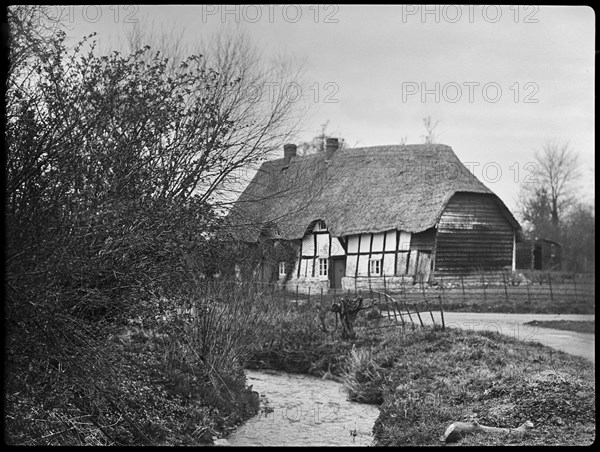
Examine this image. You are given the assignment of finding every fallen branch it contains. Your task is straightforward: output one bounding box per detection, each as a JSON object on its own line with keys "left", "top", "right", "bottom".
{"left": 440, "top": 420, "right": 534, "bottom": 443}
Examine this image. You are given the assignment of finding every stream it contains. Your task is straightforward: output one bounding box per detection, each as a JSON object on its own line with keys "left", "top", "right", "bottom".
{"left": 222, "top": 369, "right": 380, "bottom": 446}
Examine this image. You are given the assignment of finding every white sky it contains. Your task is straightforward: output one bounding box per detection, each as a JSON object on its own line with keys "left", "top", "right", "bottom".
{"left": 59, "top": 4, "right": 595, "bottom": 214}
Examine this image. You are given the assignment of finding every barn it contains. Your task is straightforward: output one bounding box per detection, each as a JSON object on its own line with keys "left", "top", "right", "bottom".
{"left": 516, "top": 238, "right": 562, "bottom": 271}
{"left": 228, "top": 140, "right": 522, "bottom": 293}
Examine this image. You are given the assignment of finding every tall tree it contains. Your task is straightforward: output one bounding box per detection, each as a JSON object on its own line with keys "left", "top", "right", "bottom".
{"left": 518, "top": 141, "right": 580, "bottom": 238}
{"left": 122, "top": 23, "right": 308, "bottom": 206}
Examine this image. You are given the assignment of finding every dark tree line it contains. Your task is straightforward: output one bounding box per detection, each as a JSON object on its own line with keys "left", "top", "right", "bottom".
{"left": 518, "top": 141, "right": 594, "bottom": 273}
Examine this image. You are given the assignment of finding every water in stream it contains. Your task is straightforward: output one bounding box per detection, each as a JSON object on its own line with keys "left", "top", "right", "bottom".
{"left": 224, "top": 369, "right": 380, "bottom": 446}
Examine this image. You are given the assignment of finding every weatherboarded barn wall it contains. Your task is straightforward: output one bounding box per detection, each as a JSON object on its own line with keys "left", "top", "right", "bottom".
{"left": 434, "top": 192, "right": 515, "bottom": 277}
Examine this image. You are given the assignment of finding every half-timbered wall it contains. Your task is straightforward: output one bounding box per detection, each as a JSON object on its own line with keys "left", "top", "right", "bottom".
{"left": 285, "top": 220, "right": 345, "bottom": 293}
{"left": 346, "top": 230, "right": 407, "bottom": 277}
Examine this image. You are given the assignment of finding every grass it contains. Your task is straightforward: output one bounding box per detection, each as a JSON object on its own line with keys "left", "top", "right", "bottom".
{"left": 245, "top": 306, "right": 596, "bottom": 447}
{"left": 524, "top": 320, "right": 595, "bottom": 335}
{"left": 370, "top": 326, "right": 595, "bottom": 446}
{"left": 7, "top": 281, "right": 593, "bottom": 446}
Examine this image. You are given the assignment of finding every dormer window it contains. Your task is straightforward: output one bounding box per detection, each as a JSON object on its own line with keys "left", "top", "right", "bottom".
{"left": 313, "top": 220, "right": 327, "bottom": 232}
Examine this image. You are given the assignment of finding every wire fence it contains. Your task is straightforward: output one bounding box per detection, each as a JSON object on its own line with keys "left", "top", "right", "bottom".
{"left": 276, "top": 271, "right": 594, "bottom": 311}
{"left": 194, "top": 270, "right": 594, "bottom": 334}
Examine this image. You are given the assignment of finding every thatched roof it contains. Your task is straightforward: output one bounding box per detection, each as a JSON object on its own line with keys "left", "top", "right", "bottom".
{"left": 228, "top": 144, "right": 520, "bottom": 241}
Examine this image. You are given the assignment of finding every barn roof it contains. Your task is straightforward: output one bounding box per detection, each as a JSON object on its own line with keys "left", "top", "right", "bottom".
{"left": 227, "top": 144, "right": 520, "bottom": 241}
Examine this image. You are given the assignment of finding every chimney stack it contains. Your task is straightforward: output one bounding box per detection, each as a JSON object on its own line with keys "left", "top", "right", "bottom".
{"left": 325, "top": 138, "right": 339, "bottom": 160}
{"left": 283, "top": 143, "right": 297, "bottom": 164}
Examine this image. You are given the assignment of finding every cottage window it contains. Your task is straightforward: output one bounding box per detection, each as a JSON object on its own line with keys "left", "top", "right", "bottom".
{"left": 318, "top": 258, "right": 328, "bottom": 276}
{"left": 279, "top": 262, "right": 286, "bottom": 276}
{"left": 370, "top": 259, "right": 382, "bottom": 276}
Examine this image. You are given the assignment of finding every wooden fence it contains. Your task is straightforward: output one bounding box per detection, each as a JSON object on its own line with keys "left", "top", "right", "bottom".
{"left": 276, "top": 270, "right": 595, "bottom": 316}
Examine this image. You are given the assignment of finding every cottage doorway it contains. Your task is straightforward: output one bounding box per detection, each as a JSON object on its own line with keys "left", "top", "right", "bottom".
{"left": 329, "top": 257, "right": 346, "bottom": 289}
{"left": 415, "top": 250, "right": 432, "bottom": 283}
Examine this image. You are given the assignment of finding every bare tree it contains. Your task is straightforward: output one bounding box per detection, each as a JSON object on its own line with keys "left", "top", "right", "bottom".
{"left": 421, "top": 115, "right": 440, "bottom": 144}
{"left": 519, "top": 141, "right": 580, "bottom": 234}
{"left": 297, "top": 120, "right": 349, "bottom": 155}
{"left": 122, "top": 24, "right": 309, "bottom": 207}
{"left": 539, "top": 141, "right": 581, "bottom": 227}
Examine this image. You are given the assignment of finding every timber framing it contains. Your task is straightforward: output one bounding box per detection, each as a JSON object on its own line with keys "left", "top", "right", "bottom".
{"left": 228, "top": 143, "right": 522, "bottom": 291}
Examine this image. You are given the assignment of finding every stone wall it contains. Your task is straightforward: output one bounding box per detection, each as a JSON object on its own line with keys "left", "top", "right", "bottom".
{"left": 341, "top": 276, "right": 414, "bottom": 292}
{"left": 282, "top": 276, "right": 330, "bottom": 294}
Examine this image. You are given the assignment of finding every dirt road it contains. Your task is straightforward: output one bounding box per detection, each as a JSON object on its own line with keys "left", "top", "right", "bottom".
{"left": 419, "top": 312, "right": 595, "bottom": 363}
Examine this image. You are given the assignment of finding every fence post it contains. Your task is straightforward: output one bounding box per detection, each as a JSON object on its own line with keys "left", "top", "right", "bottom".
{"left": 481, "top": 271, "right": 487, "bottom": 302}
{"left": 395, "top": 297, "right": 405, "bottom": 327}
{"left": 296, "top": 285, "right": 299, "bottom": 306}
{"left": 429, "top": 303, "right": 436, "bottom": 327}
{"left": 439, "top": 295, "right": 445, "bottom": 330}
{"left": 525, "top": 277, "right": 531, "bottom": 304}
{"left": 383, "top": 273, "right": 387, "bottom": 295}
{"left": 460, "top": 274, "right": 466, "bottom": 305}
{"left": 320, "top": 287, "right": 323, "bottom": 306}
{"left": 405, "top": 302, "right": 415, "bottom": 327}
{"left": 413, "top": 303, "right": 424, "bottom": 327}
{"left": 308, "top": 286, "right": 311, "bottom": 305}
{"left": 439, "top": 273, "right": 445, "bottom": 310}
{"left": 548, "top": 272, "right": 554, "bottom": 303}
{"left": 572, "top": 273, "right": 578, "bottom": 302}
{"left": 402, "top": 282, "right": 409, "bottom": 317}
{"left": 502, "top": 271, "right": 509, "bottom": 303}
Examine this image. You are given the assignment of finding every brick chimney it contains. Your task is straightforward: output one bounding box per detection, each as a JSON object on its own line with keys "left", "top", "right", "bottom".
{"left": 283, "top": 143, "right": 297, "bottom": 164}
{"left": 325, "top": 138, "right": 339, "bottom": 160}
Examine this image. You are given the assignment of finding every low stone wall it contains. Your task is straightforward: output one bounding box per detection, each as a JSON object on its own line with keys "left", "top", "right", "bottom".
{"left": 341, "top": 276, "right": 414, "bottom": 292}
{"left": 283, "top": 276, "right": 329, "bottom": 295}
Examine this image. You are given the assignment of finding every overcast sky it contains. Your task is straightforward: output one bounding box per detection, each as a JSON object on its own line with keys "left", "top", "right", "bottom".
{"left": 61, "top": 4, "right": 595, "bottom": 214}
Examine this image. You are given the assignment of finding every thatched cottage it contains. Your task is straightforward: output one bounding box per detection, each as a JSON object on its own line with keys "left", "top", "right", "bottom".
{"left": 228, "top": 139, "right": 522, "bottom": 293}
